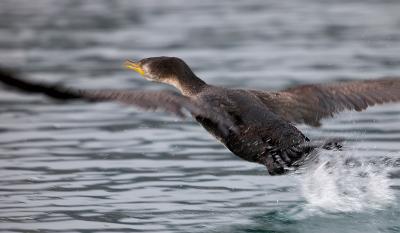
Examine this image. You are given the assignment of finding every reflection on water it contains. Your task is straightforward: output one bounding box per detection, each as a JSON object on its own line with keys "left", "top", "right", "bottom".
{"left": 0, "top": 0, "right": 400, "bottom": 232}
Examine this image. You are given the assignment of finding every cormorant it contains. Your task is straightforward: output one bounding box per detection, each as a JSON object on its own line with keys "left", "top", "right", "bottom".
{"left": 0, "top": 56, "right": 399, "bottom": 175}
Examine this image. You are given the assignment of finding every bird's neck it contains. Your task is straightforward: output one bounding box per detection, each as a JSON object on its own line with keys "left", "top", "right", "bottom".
{"left": 168, "top": 74, "right": 207, "bottom": 96}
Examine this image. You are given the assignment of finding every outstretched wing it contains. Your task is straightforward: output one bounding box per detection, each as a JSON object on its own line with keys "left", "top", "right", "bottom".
{"left": 81, "top": 89, "right": 236, "bottom": 134}
{"left": 250, "top": 78, "right": 400, "bottom": 126}
{"left": 0, "top": 68, "right": 236, "bottom": 133}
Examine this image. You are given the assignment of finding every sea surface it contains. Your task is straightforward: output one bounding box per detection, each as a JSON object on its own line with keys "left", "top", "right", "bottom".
{"left": 0, "top": 0, "right": 400, "bottom": 232}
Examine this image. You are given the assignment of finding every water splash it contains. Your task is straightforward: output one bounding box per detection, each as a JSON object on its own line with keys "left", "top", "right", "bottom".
{"left": 299, "top": 149, "right": 396, "bottom": 213}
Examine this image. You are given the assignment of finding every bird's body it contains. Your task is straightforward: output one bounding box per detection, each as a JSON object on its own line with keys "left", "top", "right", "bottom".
{"left": 1, "top": 56, "right": 399, "bottom": 175}
{"left": 192, "top": 86, "right": 309, "bottom": 174}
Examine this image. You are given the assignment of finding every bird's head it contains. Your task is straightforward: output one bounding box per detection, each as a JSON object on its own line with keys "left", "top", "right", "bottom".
{"left": 124, "top": 56, "right": 206, "bottom": 95}
{"left": 124, "top": 56, "right": 194, "bottom": 85}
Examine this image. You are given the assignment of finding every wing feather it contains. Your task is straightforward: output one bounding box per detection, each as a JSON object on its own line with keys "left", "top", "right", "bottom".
{"left": 0, "top": 68, "right": 236, "bottom": 133}
{"left": 250, "top": 78, "right": 400, "bottom": 126}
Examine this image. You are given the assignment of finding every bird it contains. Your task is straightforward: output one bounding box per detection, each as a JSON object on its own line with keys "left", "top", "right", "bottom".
{"left": 0, "top": 56, "right": 399, "bottom": 175}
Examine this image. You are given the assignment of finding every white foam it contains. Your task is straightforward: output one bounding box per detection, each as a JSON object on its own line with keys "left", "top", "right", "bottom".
{"left": 299, "top": 149, "right": 396, "bottom": 213}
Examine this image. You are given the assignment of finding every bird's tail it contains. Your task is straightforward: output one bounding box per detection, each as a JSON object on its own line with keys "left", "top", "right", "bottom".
{"left": 267, "top": 138, "right": 344, "bottom": 175}
{"left": 0, "top": 67, "right": 82, "bottom": 100}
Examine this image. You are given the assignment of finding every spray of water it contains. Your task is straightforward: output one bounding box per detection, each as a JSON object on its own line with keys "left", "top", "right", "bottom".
{"left": 299, "top": 149, "right": 396, "bottom": 213}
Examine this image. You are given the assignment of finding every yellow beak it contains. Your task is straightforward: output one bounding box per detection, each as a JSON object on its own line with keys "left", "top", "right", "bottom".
{"left": 124, "top": 60, "right": 145, "bottom": 76}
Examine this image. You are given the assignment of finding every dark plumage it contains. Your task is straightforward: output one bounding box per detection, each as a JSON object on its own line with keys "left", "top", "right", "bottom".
{"left": 1, "top": 57, "right": 399, "bottom": 175}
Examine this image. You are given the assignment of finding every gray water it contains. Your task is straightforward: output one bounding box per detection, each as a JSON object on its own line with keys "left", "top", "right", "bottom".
{"left": 0, "top": 0, "right": 400, "bottom": 232}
